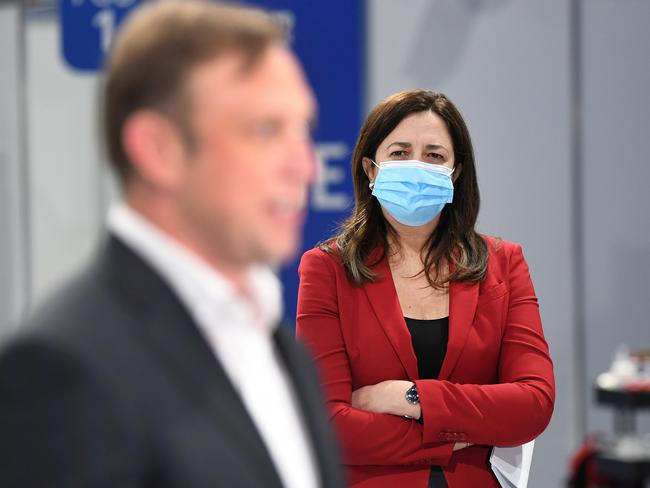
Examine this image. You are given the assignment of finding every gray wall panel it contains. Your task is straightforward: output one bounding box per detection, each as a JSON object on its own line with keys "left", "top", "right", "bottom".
{"left": 582, "top": 0, "right": 650, "bottom": 436}
{"left": 25, "top": 18, "right": 106, "bottom": 306}
{"left": 0, "top": 4, "right": 27, "bottom": 336}
{"left": 369, "top": 1, "right": 574, "bottom": 486}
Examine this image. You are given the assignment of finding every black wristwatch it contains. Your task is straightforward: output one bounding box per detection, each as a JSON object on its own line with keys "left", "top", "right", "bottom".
{"left": 405, "top": 383, "right": 419, "bottom": 405}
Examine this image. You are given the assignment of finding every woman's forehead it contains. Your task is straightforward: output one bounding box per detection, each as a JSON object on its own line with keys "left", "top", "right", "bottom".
{"left": 380, "top": 111, "right": 452, "bottom": 149}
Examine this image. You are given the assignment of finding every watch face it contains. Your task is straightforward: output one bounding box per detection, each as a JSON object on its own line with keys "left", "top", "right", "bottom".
{"left": 406, "top": 384, "right": 419, "bottom": 405}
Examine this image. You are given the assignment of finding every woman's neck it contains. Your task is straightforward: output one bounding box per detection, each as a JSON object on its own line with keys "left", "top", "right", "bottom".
{"left": 388, "top": 215, "right": 440, "bottom": 259}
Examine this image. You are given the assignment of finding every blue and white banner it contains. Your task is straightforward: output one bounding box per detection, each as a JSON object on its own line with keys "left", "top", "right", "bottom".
{"left": 250, "top": 1, "right": 364, "bottom": 326}
{"left": 59, "top": 0, "right": 364, "bottom": 325}
{"left": 60, "top": 0, "right": 141, "bottom": 71}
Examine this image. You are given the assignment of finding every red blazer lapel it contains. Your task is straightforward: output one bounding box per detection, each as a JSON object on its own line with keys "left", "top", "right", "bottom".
{"left": 362, "top": 253, "right": 419, "bottom": 381}
{"left": 439, "top": 278, "right": 479, "bottom": 380}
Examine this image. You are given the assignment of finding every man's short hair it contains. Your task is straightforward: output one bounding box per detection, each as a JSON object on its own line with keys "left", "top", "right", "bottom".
{"left": 103, "top": 0, "right": 285, "bottom": 182}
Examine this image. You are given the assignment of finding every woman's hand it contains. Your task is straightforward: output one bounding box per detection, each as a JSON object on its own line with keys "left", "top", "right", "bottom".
{"left": 352, "top": 380, "right": 473, "bottom": 452}
{"left": 351, "top": 380, "right": 421, "bottom": 419}
{"left": 453, "top": 442, "right": 472, "bottom": 451}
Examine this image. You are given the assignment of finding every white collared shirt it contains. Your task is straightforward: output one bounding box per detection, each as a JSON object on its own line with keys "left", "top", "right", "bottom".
{"left": 108, "top": 203, "right": 319, "bottom": 488}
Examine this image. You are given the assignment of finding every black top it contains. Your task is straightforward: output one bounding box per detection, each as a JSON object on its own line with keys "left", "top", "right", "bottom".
{"left": 404, "top": 316, "right": 450, "bottom": 488}
{"left": 404, "top": 316, "right": 449, "bottom": 380}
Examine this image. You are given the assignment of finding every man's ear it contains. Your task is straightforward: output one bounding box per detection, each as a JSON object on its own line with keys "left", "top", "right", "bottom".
{"left": 121, "top": 110, "right": 189, "bottom": 191}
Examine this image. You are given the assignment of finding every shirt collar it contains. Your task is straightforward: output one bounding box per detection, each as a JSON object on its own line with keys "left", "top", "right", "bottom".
{"left": 107, "top": 202, "right": 283, "bottom": 335}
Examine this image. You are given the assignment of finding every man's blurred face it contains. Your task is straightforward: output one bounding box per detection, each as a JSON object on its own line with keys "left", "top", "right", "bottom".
{"left": 176, "top": 45, "right": 316, "bottom": 270}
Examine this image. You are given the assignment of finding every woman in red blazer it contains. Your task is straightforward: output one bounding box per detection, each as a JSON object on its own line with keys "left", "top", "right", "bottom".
{"left": 296, "top": 89, "right": 555, "bottom": 487}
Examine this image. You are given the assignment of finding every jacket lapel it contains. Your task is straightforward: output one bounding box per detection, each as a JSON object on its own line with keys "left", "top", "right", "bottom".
{"left": 273, "top": 326, "right": 343, "bottom": 488}
{"left": 363, "top": 252, "right": 419, "bottom": 380}
{"left": 99, "top": 236, "right": 284, "bottom": 488}
{"left": 142, "top": 308, "right": 284, "bottom": 488}
{"left": 438, "top": 278, "right": 479, "bottom": 380}
{"left": 362, "top": 248, "right": 479, "bottom": 381}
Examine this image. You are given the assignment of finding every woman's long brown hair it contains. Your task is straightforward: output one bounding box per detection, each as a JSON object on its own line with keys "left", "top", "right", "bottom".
{"left": 320, "top": 89, "right": 488, "bottom": 288}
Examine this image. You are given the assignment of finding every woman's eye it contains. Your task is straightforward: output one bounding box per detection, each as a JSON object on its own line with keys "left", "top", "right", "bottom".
{"left": 428, "top": 152, "right": 444, "bottom": 160}
{"left": 389, "top": 150, "right": 407, "bottom": 157}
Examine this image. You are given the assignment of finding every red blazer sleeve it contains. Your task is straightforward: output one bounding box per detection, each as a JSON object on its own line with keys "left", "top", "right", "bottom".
{"left": 416, "top": 243, "right": 555, "bottom": 447}
{"left": 296, "top": 249, "right": 454, "bottom": 467}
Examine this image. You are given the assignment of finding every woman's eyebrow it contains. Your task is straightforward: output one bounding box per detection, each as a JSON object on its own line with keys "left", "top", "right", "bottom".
{"left": 386, "top": 141, "right": 411, "bottom": 149}
{"left": 425, "top": 143, "right": 448, "bottom": 151}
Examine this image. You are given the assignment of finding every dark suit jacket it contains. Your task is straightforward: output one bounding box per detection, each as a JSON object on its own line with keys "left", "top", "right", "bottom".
{"left": 296, "top": 236, "right": 555, "bottom": 488}
{"left": 0, "top": 235, "right": 343, "bottom": 488}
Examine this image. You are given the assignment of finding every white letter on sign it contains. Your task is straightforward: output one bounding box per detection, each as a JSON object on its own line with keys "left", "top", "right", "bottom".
{"left": 312, "top": 142, "right": 352, "bottom": 211}
{"left": 92, "top": 8, "right": 115, "bottom": 53}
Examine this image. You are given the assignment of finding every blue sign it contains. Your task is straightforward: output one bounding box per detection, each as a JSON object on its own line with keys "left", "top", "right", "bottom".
{"left": 59, "top": 0, "right": 364, "bottom": 326}
{"left": 251, "top": 1, "right": 365, "bottom": 326}
{"left": 60, "top": 0, "right": 141, "bottom": 71}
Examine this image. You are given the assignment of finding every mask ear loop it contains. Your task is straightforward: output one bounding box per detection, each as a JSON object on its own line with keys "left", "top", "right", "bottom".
{"left": 368, "top": 159, "right": 380, "bottom": 189}
{"left": 426, "top": 164, "right": 455, "bottom": 177}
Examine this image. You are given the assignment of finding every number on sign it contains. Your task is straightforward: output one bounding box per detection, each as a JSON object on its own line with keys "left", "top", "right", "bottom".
{"left": 92, "top": 8, "right": 115, "bottom": 53}
{"left": 72, "top": 0, "right": 138, "bottom": 6}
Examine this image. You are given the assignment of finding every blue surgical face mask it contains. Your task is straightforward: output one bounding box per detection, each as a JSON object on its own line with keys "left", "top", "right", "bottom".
{"left": 369, "top": 159, "right": 454, "bottom": 227}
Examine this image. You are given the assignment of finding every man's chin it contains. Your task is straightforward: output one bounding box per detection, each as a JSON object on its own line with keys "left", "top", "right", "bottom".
{"left": 263, "top": 237, "right": 302, "bottom": 267}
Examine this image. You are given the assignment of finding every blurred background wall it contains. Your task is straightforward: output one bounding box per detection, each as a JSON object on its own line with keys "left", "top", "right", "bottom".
{"left": 0, "top": 1, "right": 648, "bottom": 486}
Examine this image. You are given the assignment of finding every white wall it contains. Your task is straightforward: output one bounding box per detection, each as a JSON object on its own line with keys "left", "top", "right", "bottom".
{"left": 0, "top": 4, "right": 28, "bottom": 335}
{"left": 0, "top": 10, "right": 115, "bottom": 323}
{"left": 25, "top": 16, "right": 110, "bottom": 306}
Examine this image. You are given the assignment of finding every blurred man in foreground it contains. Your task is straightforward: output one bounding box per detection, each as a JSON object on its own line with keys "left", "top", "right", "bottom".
{"left": 0, "top": 2, "right": 342, "bottom": 487}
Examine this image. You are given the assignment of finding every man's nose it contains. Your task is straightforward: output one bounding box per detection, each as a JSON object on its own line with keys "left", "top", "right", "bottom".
{"left": 284, "top": 132, "right": 316, "bottom": 184}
